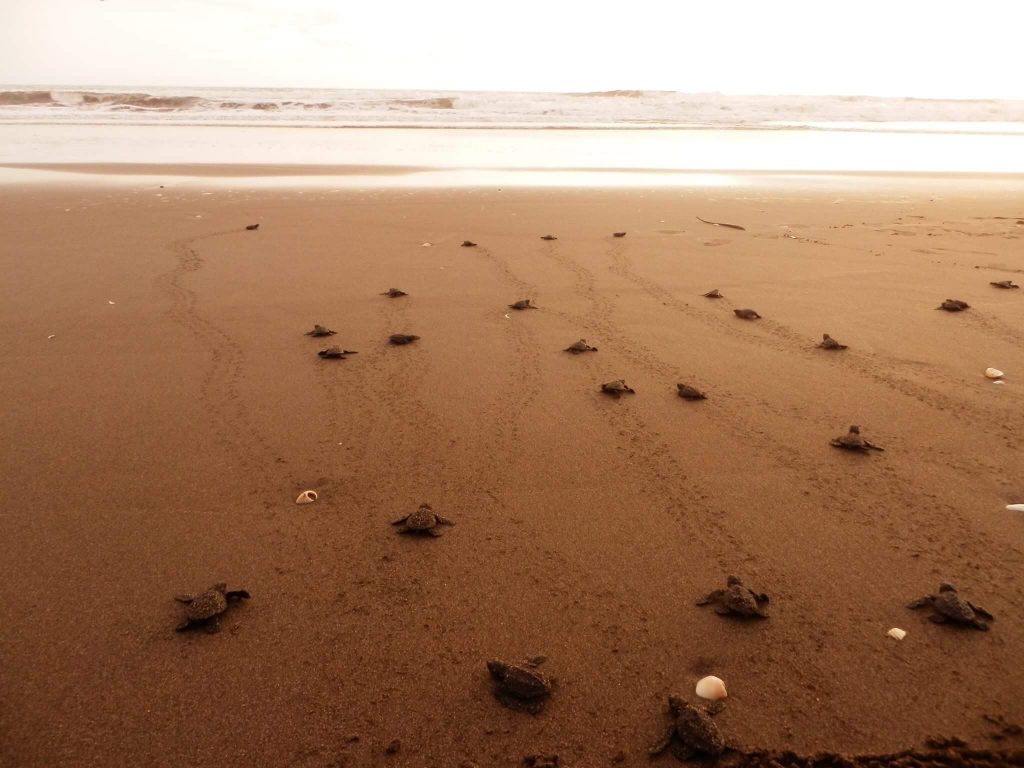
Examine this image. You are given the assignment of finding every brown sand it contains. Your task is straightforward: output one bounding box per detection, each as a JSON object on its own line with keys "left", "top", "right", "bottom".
{"left": 1, "top": 178, "right": 1023, "bottom": 767}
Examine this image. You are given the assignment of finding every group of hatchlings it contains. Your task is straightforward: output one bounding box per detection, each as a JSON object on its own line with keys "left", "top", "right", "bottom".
{"left": 302, "top": 282, "right": 921, "bottom": 454}
{"left": 215, "top": 234, "right": 1007, "bottom": 761}
{"left": 174, "top": 572, "right": 993, "bottom": 761}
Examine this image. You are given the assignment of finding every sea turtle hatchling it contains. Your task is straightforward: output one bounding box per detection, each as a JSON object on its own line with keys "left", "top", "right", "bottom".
{"left": 600, "top": 379, "right": 635, "bottom": 398}
{"left": 818, "top": 333, "right": 848, "bottom": 350}
{"left": 696, "top": 575, "right": 769, "bottom": 618}
{"left": 391, "top": 503, "right": 454, "bottom": 536}
{"left": 564, "top": 339, "right": 598, "bottom": 354}
{"left": 509, "top": 299, "right": 538, "bottom": 310}
{"left": 612, "top": 232, "right": 627, "bottom": 238}
{"left": 540, "top": 235, "right": 558, "bottom": 241}
{"left": 990, "top": 280, "right": 1020, "bottom": 289}
{"left": 936, "top": 299, "right": 970, "bottom": 312}
{"left": 461, "top": 240, "right": 478, "bottom": 247}
{"left": 381, "top": 288, "right": 408, "bottom": 297}
{"left": 305, "top": 324, "right": 336, "bottom": 337}
{"left": 388, "top": 334, "right": 420, "bottom": 345}
{"left": 318, "top": 345, "right": 357, "bottom": 359}
{"left": 830, "top": 425, "right": 884, "bottom": 452}
{"left": 702, "top": 289, "right": 723, "bottom": 298}
{"left": 649, "top": 696, "right": 726, "bottom": 761}
{"left": 174, "top": 583, "right": 250, "bottom": 633}
{"left": 677, "top": 383, "right": 707, "bottom": 400}
{"left": 734, "top": 308, "right": 761, "bottom": 320}
{"left": 487, "top": 659, "right": 553, "bottom": 714}
{"left": 907, "top": 582, "right": 994, "bottom": 630}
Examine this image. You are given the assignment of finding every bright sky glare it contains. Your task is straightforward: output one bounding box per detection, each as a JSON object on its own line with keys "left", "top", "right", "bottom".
{"left": 4, "top": 0, "right": 1024, "bottom": 98}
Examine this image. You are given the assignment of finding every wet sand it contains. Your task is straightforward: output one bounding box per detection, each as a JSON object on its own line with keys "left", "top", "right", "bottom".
{"left": 1, "top": 177, "right": 1023, "bottom": 767}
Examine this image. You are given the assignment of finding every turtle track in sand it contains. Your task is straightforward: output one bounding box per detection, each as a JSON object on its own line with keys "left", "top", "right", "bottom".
{"left": 156, "top": 229, "right": 279, "bottom": 486}
{"left": 603, "top": 236, "right": 1021, "bottom": 473}
{"left": 539, "top": 237, "right": 1024, "bottom": 616}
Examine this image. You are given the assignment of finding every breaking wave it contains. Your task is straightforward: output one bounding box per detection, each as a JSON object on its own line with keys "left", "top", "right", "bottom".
{"left": 1, "top": 86, "right": 1022, "bottom": 129}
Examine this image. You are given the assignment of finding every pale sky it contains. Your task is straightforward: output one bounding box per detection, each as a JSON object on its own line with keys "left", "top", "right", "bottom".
{"left": 3, "top": 0, "right": 1024, "bottom": 98}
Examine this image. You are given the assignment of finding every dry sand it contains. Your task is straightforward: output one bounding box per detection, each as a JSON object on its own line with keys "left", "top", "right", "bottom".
{"left": 1, "top": 176, "right": 1023, "bottom": 767}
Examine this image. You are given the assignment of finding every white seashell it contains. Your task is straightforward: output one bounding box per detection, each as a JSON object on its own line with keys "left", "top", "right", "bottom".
{"left": 695, "top": 676, "right": 727, "bottom": 700}
{"left": 985, "top": 368, "right": 1004, "bottom": 379}
{"left": 295, "top": 490, "right": 318, "bottom": 505}
{"left": 1006, "top": 504, "right": 1024, "bottom": 512}
{"left": 47, "top": 334, "right": 55, "bottom": 339}
{"left": 420, "top": 242, "right": 433, "bottom": 247}
{"left": 886, "top": 627, "right": 907, "bottom": 640}
{"left": 992, "top": 380, "right": 1006, "bottom": 385}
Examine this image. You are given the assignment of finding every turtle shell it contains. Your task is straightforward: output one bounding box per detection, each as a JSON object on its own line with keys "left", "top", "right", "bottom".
{"left": 183, "top": 585, "right": 228, "bottom": 621}
{"left": 404, "top": 504, "right": 438, "bottom": 531}
{"left": 672, "top": 701, "right": 725, "bottom": 756}
{"left": 931, "top": 589, "right": 979, "bottom": 623}
{"left": 488, "top": 661, "right": 551, "bottom": 699}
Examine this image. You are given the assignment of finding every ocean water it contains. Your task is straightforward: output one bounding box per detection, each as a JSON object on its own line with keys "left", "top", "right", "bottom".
{"left": 3, "top": 87, "right": 1024, "bottom": 183}
{"left": 3, "top": 85, "right": 1024, "bottom": 129}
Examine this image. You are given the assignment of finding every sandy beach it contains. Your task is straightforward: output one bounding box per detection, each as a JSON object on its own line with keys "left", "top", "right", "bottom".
{"left": 2, "top": 174, "right": 1023, "bottom": 767}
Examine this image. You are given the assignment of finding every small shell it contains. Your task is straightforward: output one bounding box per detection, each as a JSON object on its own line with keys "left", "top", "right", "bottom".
{"left": 695, "top": 676, "right": 728, "bottom": 700}
{"left": 985, "top": 368, "right": 1004, "bottom": 379}
{"left": 1006, "top": 504, "right": 1024, "bottom": 513}
{"left": 886, "top": 627, "right": 907, "bottom": 640}
{"left": 295, "top": 490, "right": 318, "bottom": 505}
{"left": 993, "top": 380, "right": 1007, "bottom": 385}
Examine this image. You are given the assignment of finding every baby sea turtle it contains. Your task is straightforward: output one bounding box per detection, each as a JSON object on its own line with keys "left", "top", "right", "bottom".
{"left": 564, "top": 339, "right": 598, "bottom": 354}
{"left": 818, "top": 333, "right": 848, "bottom": 350}
{"left": 461, "top": 240, "right": 478, "bottom": 247}
{"left": 612, "top": 232, "right": 627, "bottom": 238}
{"left": 908, "top": 582, "right": 994, "bottom": 630}
{"left": 245, "top": 224, "right": 259, "bottom": 231}
{"left": 305, "top": 324, "right": 336, "bottom": 337}
{"left": 174, "top": 583, "right": 250, "bottom": 633}
{"left": 600, "top": 379, "right": 635, "bottom": 398}
{"left": 487, "top": 659, "right": 553, "bottom": 714}
{"left": 509, "top": 299, "right": 538, "bottom": 310}
{"left": 649, "top": 696, "right": 726, "bottom": 761}
{"left": 734, "top": 308, "right": 761, "bottom": 320}
{"left": 540, "top": 235, "right": 558, "bottom": 241}
{"left": 936, "top": 299, "right": 970, "bottom": 312}
{"left": 677, "top": 383, "right": 707, "bottom": 400}
{"left": 702, "top": 289, "right": 723, "bottom": 299}
{"left": 830, "top": 425, "right": 884, "bottom": 452}
{"left": 318, "top": 345, "right": 357, "bottom": 359}
{"left": 990, "top": 280, "right": 1020, "bottom": 289}
{"left": 391, "top": 503, "right": 454, "bottom": 536}
{"left": 389, "top": 334, "right": 420, "bottom": 345}
{"left": 696, "top": 575, "right": 769, "bottom": 618}
{"left": 381, "top": 288, "right": 408, "bottom": 297}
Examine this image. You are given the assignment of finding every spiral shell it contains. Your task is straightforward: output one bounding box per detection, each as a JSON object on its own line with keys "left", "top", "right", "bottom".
{"left": 295, "top": 490, "right": 318, "bottom": 505}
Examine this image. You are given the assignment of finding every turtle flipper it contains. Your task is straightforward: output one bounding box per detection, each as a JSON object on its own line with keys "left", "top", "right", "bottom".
{"left": 928, "top": 613, "right": 948, "bottom": 624}
{"left": 391, "top": 516, "right": 409, "bottom": 526}
{"left": 648, "top": 725, "right": 675, "bottom": 755}
{"left": 864, "top": 441, "right": 885, "bottom": 451}
{"left": 906, "top": 596, "right": 931, "bottom": 609}
{"left": 426, "top": 527, "right": 444, "bottom": 537}
{"left": 175, "top": 619, "right": 192, "bottom": 632}
{"left": 713, "top": 605, "right": 732, "bottom": 616}
{"left": 204, "top": 618, "right": 222, "bottom": 634}
{"left": 696, "top": 590, "right": 721, "bottom": 606}
{"left": 434, "top": 515, "right": 455, "bottom": 526}
{"left": 174, "top": 594, "right": 195, "bottom": 604}
{"left": 971, "top": 618, "right": 991, "bottom": 631}
{"left": 968, "top": 602, "right": 994, "bottom": 621}
{"left": 225, "top": 590, "right": 251, "bottom": 601}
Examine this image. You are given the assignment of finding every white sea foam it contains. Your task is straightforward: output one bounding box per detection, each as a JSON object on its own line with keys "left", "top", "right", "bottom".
{"left": 2, "top": 85, "right": 1024, "bottom": 130}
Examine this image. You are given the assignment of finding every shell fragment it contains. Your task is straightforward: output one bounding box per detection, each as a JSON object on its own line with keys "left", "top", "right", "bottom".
{"left": 1006, "top": 504, "right": 1024, "bottom": 513}
{"left": 887, "top": 627, "right": 907, "bottom": 640}
{"left": 695, "top": 675, "right": 728, "bottom": 700}
{"left": 295, "top": 490, "right": 318, "bottom": 505}
{"left": 985, "top": 368, "right": 1004, "bottom": 379}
